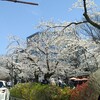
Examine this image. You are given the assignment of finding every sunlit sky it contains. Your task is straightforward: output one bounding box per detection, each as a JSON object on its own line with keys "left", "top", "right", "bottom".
{"left": 0, "top": 0, "right": 99, "bottom": 54}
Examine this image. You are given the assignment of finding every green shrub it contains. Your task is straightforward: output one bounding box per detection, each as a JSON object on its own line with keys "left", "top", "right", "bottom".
{"left": 10, "top": 83, "right": 71, "bottom": 100}
{"left": 10, "top": 83, "right": 32, "bottom": 99}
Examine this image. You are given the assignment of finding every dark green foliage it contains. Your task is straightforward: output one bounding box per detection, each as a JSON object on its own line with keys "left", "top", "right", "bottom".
{"left": 10, "top": 83, "right": 71, "bottom": 100}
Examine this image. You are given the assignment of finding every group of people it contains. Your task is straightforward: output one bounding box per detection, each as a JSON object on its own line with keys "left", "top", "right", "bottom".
{"left": 7, "top": 76, "right": 67, "bottom": 88}
{"left": 40, "top": 77, "right": 67, "bottom": 88}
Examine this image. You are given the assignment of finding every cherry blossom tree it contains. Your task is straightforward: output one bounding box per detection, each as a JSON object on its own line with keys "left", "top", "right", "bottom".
{"left": 16, "top": 21, "right": 99, "bottom": 80}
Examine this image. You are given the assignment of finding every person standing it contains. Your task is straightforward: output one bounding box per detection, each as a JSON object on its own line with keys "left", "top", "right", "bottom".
{"left": 21, "top": 76, "right": 25, "bottom": 83}
{"left": 58, "top": 78, "right": 62, "bottom": 87}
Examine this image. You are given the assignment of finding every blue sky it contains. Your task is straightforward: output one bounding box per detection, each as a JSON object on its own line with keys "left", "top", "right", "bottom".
{"left": 0, "top": 0, "right": 99, "bottom": 54}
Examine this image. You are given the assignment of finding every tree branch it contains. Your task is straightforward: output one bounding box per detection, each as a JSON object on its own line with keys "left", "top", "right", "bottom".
{"left": 37, "top": 47, "right": 46, "bottom": 55}
{"left": 83, "top": 0, "right": 100, "bottom": 29}
{"left": 44, "top": 21, "right": 87, "bottom": 32}
{"left": 62, "top": 21, "right": 88, "bottom": 31}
